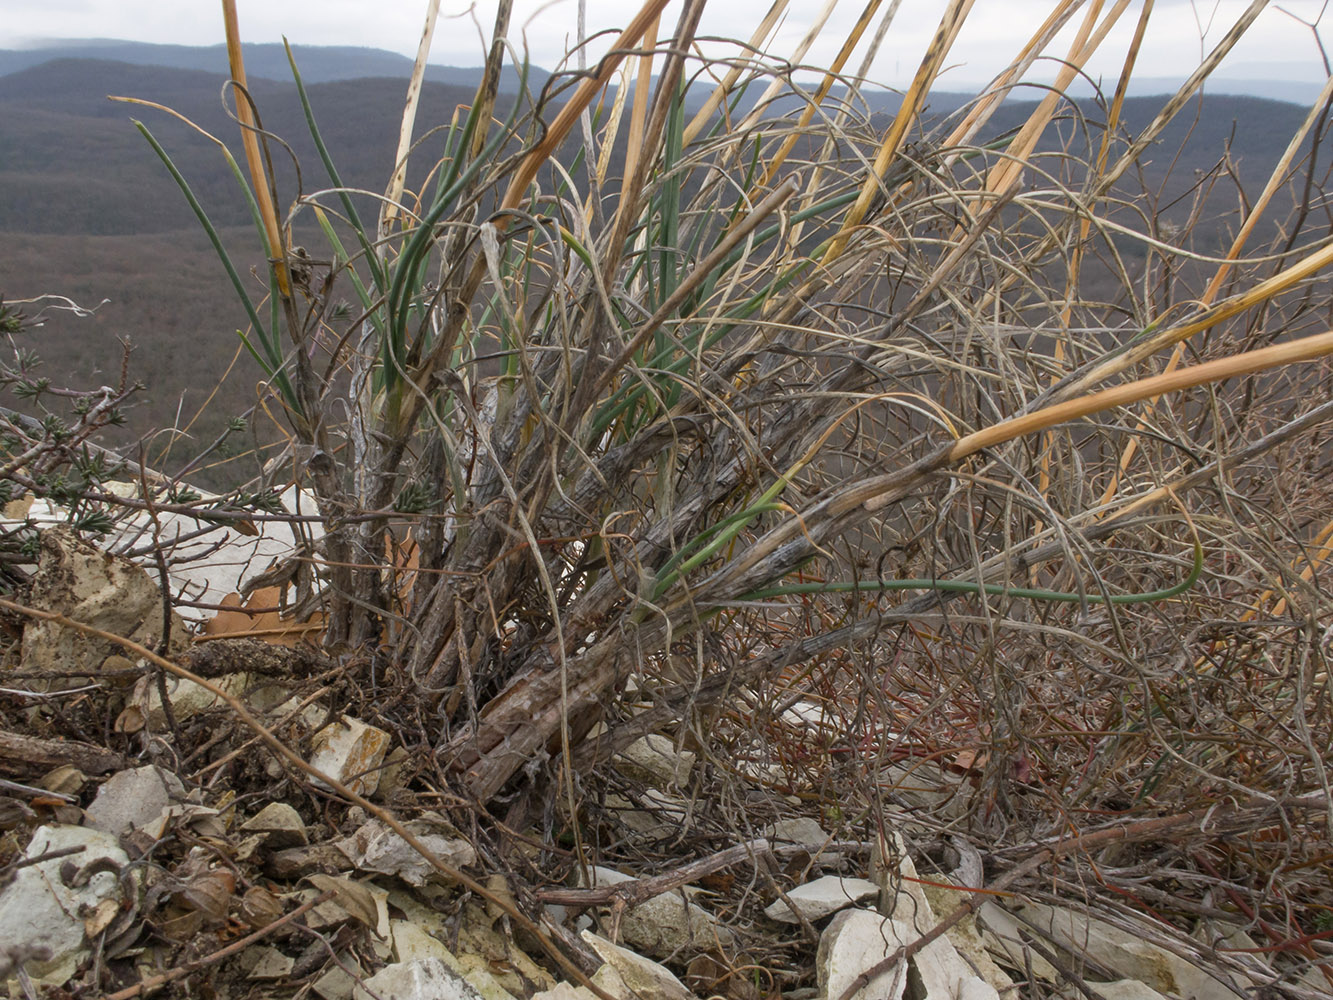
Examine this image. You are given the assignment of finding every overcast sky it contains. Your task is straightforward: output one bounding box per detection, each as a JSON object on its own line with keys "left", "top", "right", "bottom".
{"left": 2, "top": 1, "right": 1330, "bottom": 87}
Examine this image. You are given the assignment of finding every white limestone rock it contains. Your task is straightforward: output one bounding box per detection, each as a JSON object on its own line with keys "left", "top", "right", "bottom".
{"left": 337, "top": 818, "right": 476, "bottom": 886}
{"left": 818, "top": 909, "right": 908, "bottom": 1000}
{"left": 585, "top": 866, "right": 734, "bottom": 958}
{"left": 241, "top": 801, "right": 308, "bottom": 847}
{"left": 84, "top": 764, "right": 185, "bottom": 838}
{"left": 767, "top": 816, "right": 836, "bottom": 857}
{"left": 764, "top": 876, "right": 879, "bottom": 923}
{"left": 0, "top": 825, "right": 132, "bottom": 988}
{"left": 603, "top": 788, "right": 690, "bottom": 840}
{"left": 818, "top": 909, "right": 999, "bottom": 1000}
{"left": 308, "top": 715, "right": 392, "bottom": 797}
{"left": 117, "top": 671, "right": 254, "bottom": 733}
{"left": 1078, "top": 982, "right": 1171, "bottom": 1000}
{"left": 20, "top": 526, "right": 188, "bottom": 678}
{"left": 614, "top": 734, "right": 696, "bottom": 788}
{"left": 580, "top": 931, "right": 695, "bottom": 1000}
{"left": 982, "top": 901, "right": 1255, "bottom": 1000}
{"left": 354, "top": 958, "right": 484, "bottom": 1000}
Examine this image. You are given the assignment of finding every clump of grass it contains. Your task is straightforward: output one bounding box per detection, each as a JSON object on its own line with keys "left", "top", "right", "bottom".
{"left": 129, "top": 0, "right": 1332, "bottom": 985}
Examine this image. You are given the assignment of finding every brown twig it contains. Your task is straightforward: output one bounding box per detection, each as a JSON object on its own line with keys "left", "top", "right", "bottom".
{"left": 0, "top": 729, "right": 127, "bottom": 776}
{"left": 537, "top": 837, "right": 770, "bottom": 906}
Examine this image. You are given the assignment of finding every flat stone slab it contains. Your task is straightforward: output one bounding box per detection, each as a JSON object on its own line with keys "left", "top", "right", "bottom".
{"left": 354, "top": 958, "right": 482, "bottom": 1000}
{"left": 614, "top": 734, "right": 696, "bottom": 788}
{"left": 581, "top": 931, "right": 694, "bottom": 1000}
{"left": 0, "top": 824, "right": 132, "bottom": 987}
{"left": 765, "top": 876, "right": 879, "bottom": 923}
{"left": 84, "top": 764, "right": 184, "bottom": 837}
{"left": 584, "top": 867, "right": 733, "bottom": 958}
{"left": 818, "top": 908, "right": 999, "bottom": 1000}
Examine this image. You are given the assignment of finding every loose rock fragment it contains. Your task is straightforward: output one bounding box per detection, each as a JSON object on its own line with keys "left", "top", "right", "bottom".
{"left": 986, "top": 901, "right": 1251, "bottom": 1000}
{"left": 604, "top": 787, "right": 690, "bottom": 840}
{"left": 117, "top": 671, "right": 253, "bottom": 733}
{"left": 309, "top": 716, "right": 392, "bottom": 797}
{"left": 266, "top": 843, "right": 357, "bottom": 879}
{"left": 767, "top": 816, "right": 835, "bottom": 855}
{"left": 41, "top": 765, "right": 87, "bottom": 796}
{"left": 20, "top": 526, "right": 187, "bottom": 679}
{"left": 585, "top": 866, "right": 734, "bottom": 958}
{"left": 336, "top": 818, "right": 476, "bottom": 886}
{"left": 0, "top": 824, "right": 132, "bottom": 988}
{"left": 1083, "top": 982, "right": 1172, "bottom": 1000}
{"left": 818, "top": 908, "right": 998, "bottom": 1000}
{"left": 313, "top": 955, "right": 367, "bottom": 1000}
{"left": 244, "top": 946, "right": 295, "bottom": 980}
{"left": 581, "top": 931, "right": 695, "bottom": 1000}
{"left": 866, "top": 833, "right": 1004, "bottom": 1000}
{"left": 355, "top": 958, "right": 484, "bottom": 1000}
{"left": 764, "top": 876, "right": 880, "bottom": 923}
{"left": 819, "top": 909, "right": 909, "bottom": 1000}
{"left": 242, "top": 801, "right": 309, "bottom": 847}
{"left": 614, "top": 734, "right": 697, "bottom": 788}
{"left": 532, "top": 984, "right": 598, "bottom": 1000}
{"left": 385, "top": 900, "right": 525, "bottom": 1000}
{"left": 84, "top": 764, "right": 184, "bottom": 838}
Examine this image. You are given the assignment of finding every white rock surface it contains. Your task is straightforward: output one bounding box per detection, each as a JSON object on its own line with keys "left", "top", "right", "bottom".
{"left": 584, "top": 866, "right": 733, "bottom": 958}
{"left": 581, "top": 931, "right": 695, "bottom": 1000}
{"left": 531, "top": 984, "right": 599, "bottom": 1000}
{"left": 338, "top": 819, "right": 476, "bottom": 886}
{"left": 6, "top": 483, "right": 325, "bottom": 624}
{"left": 604, "top": 788, "right": 689, "bottom": 840}
{"left": 818, "top": 908, "right": 999, "bottom": 1000}
{"left": 1082, "top": 981, "right": 1171, "bottom": 1000}
{"left": 919, "top": 883, "right": 1014, "bottom": 996}
{"left": 386, "top": 893, "right": 545, "bottom": 999}
{"left": 309, "top": 715, "right": 392, "bottom": 797}
{"left": 388, "top": 921, "right": 519, "bottom": 1000}
{"left": 241, "top": 802, "right": 308, "bottom": 847}
{"left": 117, "top": 671, "right": 253, "bottom": 733}
{"left": 355, "top": 958, "right": 484, "bottom": 1000}
{"left": 313, "top": 955, "right": 367, "bottom": 1000}
{"left": 997, "top": 901, "right": 1253, "bottom": 1000}
{"left": 0, "top": 825, "right": 132, "bottom": 987}
{"left": 768, "top": 816, "right": 835, "bottom": 854}
{"left": 20, "top": 526, "right": 188, "bottom": 675}
{"left": 84, "top": 764, "right": 184, "bottom": 837}
{"left": 392, "top": 919, "right": 458, "bottom": 964}
{"left": 818, "top": 909, "right": 908, "bottom": 1000}
{"left": 764, "top": 876, "right": 880, "bottom": 923}
{"left": 245, "top": 946, "right": 295, "bottom": 980}
{"left": 976, "top": 901, "right": 1059, "bottom": 982}
{"left": 614, "top": 734, "right": 696, "bottom": 788}
{"left": 864, "top": 832, "right": 1002, "bottom": 1000}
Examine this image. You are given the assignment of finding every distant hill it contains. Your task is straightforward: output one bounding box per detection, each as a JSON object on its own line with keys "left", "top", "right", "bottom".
{"left": 0, "top": 57, "right": 1308, "bottom": 238}
{"left": 3, "top": 39, "right": 1325, "bottom": 105}
{"left": 0, "top": 54, "right": 1321, "bottom": 486}
{"left": 0, "top": 39, "right": 549, "bottom": 92}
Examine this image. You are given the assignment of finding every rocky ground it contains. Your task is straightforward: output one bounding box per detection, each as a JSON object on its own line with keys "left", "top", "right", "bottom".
{"left": 0, "top": 513, "right": 1328, "bottom": 1000}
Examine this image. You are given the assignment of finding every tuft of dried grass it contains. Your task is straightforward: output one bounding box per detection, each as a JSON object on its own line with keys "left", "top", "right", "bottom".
{"left": 105, "top": 0, "right": 1333, "bottom": 991}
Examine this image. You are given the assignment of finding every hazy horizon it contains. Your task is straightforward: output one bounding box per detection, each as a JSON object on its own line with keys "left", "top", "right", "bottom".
{"left": 2, "top": 1, "right": 1331, "bottom": 95}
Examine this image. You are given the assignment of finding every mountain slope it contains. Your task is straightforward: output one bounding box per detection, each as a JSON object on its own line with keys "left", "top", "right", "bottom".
{"left": 0, "top": 39, "right": 548, "bottom": 91}
{"left": 0, "top": 56, "right": 1321, "bottom": 485}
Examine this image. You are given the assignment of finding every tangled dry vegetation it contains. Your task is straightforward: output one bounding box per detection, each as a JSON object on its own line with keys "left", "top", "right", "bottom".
{"left": 2, "top": 0, "right": 1333, "bottom": 997}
